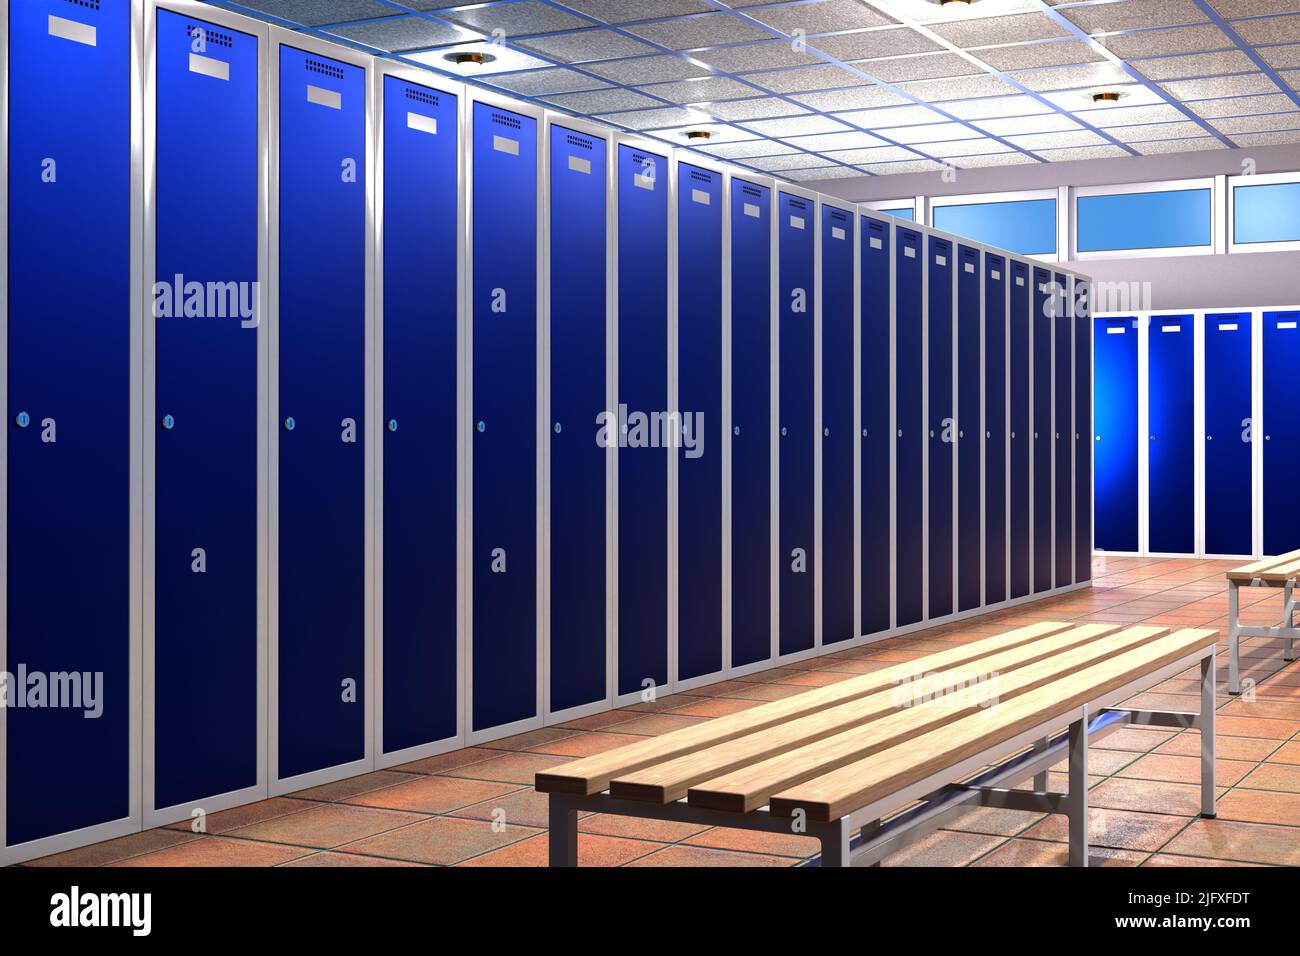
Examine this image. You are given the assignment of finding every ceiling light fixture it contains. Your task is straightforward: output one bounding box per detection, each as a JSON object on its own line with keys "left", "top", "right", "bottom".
{"left": 1089, "top": 91, "right": 1125, "bottom": 104}
{"left": 444, "top": 51, "right": 495, "bottom": 71}
{"left": 682, "top": 129, "right": 713, "bottom": 141}
{"left": 938, "top": 0, "right": 975, "bottom": 5}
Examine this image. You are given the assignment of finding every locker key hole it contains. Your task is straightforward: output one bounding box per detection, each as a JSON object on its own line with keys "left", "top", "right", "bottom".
{"left": 388, "top": 419, "right": 399, "bottom": 433}
{"left": 734, "top": 426, "right": 741, "bottom": 436}
{"left": 161, "top": 415, "right": 176, "bottom": 431}
{"left": 477, "top": 421, "right": 486, "bottom": 433}
{"left": 284, "top": 417, "right": 296, "bottom": 432}
{"left": 14, "top": 411, "right": 31, "bottom": 429}
{"left": 553, "top": 422, "right": 562, "bottom": 434}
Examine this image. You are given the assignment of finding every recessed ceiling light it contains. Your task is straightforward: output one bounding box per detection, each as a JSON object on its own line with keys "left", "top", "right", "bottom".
{"left": 1088, "top": 90, "right": 1127, "bottom": 105}
{"left": 443, "top": 51, "right": 496, "bottom": 71}
{"left": 682, "top": 129, "right": 713, "bottom": 141}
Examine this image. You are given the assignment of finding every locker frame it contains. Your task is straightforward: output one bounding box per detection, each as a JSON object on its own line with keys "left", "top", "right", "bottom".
{"left": 610, "top": 130, "right": 677, "bottom": 708}
{"left": 463, "top": 87, "right": 545, "bottom": 744}
{"left": 266, "top": 26, "right": 375, "bottom": 793}
{"left": 0, "top": 0, "right": 146, "bottom": 866}
{"left": 372, "top": 60, "right": 467, "bottom": 766}
{"left": 142, "top": 0, "right": 270, "bottom": 827}
{"left": 540, "top": 110, "right": 615, "bottom": 722}
{"left": 670, "top": 150, "right": 730, "bottom": 694}
{"left": 774, "top": 181, "right": 823, "bottom": 666}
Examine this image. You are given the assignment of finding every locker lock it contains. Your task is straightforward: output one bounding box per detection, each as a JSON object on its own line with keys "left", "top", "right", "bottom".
{"left": 862, "top": 429, "right": 868, "bottom": 438}
{"left": 477, "top": 420, "right": 486, "bottom": 433}
{"left": 1150, "top": 435, "right": 1157, "bottom": 441}
{"left": 1207, "top": 435, "right": 1213, "bottom": 441}
{"left": 781, "top": 427, "right": 788, "bottom": 437}
{"left": 959, "top": 430, "right": 964, "bottom": 439}
{"left": 14, "top": 411, "right": 30, "bottom": 429}
{"left": 897, "top": 429, "right": 902, "bottom": 437}
{"left": 734, "top": 426, "right": 741, "bottom": 436}
{"left": 1055, "top": 432, "right": 1060, "bottom": 439}
{"left": 161, "top": 414, "right": 176, "bottom": 431}
{"left": 824, "top": 427, "right": 830, "bottom": 437}
{"left": 553, "top": 422, "right": 562, "bottom": 434}
{"left": 986, "top": 430, "right": 991, "bottom": 439}
{"left": 284, "top": 417, "right": 296, "bottom": 432}
{"left": 929, "top": 429, "right": 934, "bottom": 438}
{"left": 1095, "top": 435, "right": 1100, "bottom": 441}
{"left": 388, "top": 419, "right": 399, "bottom": 433}
{"left": 1266, "top": 435, "right": 1272, "bottom": 441}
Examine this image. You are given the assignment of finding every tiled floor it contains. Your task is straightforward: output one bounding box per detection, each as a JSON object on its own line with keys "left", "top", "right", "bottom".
{"left": 23, "top": 556, "right": 1300, "bottom": 867}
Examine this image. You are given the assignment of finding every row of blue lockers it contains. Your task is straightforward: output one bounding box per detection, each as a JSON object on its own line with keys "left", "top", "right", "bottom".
{"left": 1093, "top": 308, "right": 1300, "bottom": 559}
{"left": 0, "top": 1, "right": 1092, "bottom": 863}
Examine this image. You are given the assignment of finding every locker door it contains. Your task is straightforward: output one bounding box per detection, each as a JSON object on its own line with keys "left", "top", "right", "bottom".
{"left": 472, "top": 103, "right": 537, "bottom": 732}
{"left": 1009, "top": 261, "right": 1031, "bottom": 598}
{"left": 1074, "top": 281, "right": 1093, "bottom": 579}
{"left": 731, "top": 180, "right": 772, "bottom": 668}
{"left": 1204, "top": 313, "right": 1252, "bottom": 557}
{"left": 617, "top": 144, "right": 668, "bottom": 695}
{"left": 957, "top": 245, "right": 981, "bottom": 612}
{"left": 381, "top": 77, "right": 460, "bottom": 753}
{"left": 6, "top": 0, "right": 133, "bottom": 848}
{"left": 677, "top": 164, "right": 722, "bottom": 680}
{"left": 1264, "top": 311, "right": 1300, "bottom": 555}
{"left": 860, "top": 217, "right": 890, "bottom": 636}
{"left": 984, "top": 254, "right": 1007, "bottom": 605}
{"left": 1148, "top": 314, "right": 1194, "bottom": 554}
{"left": 778, "top": 192, "right": 815, "bottom": 656}
{"left": 1031, "top": 267, "right": 1052, "bottom": 592}
{"left": 1054, "top": 273, "right": 1073, "bottom": 584}
{"left": 822, "top": 205, "right": 854, "bottom": 644}
{"left": 549, "top": 126, "right": 607, "bottom": 713}
{"left": 1093, "top": 316, "right": 1139, "bottom": 552}
{"left": 153, "top": 10, "right": 259, "bottom": 810}
{"left": 896, "top": 229, "right": 924, "bottom": 626}
{"left": 928, "top": 236, "right": 954, "bottom": 619}
{"left": 277, "top": 47, "right": 367, "bottom": 781}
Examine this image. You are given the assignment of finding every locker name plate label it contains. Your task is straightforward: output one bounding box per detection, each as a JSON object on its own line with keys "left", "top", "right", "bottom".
{"left": 904, "top": 246, "right": 916, "bottom": 258}
{"left": 692, "top": 188, "right": 711, "bottom": 206}
{"left": 493, "top": 134, "right": 520, "bottom": 156}
{"left": 190, "top": 53, "right": 230, "bottom": 82}
{"left": 307, "top": 85, "right": 342, "bottom": 110}
{"left": 744, "top": 202, "right": 761, "bottom": 218}
{"left": 407, "top": 112, "right": 438, "bottom": 136}
{"left": 869, "top": 236, "right": 882, "bottom": 250}
{"left": 832, "top": 226, "right": 846, "bottom": 240}
{"left": 568, "top": 155, "right": 591, "bottom": 175}
{"left": 48, "top": 14, "right": 97, "bottom": 46}
{"left": 790, "top": 215, "right": 805, "bottom": 229}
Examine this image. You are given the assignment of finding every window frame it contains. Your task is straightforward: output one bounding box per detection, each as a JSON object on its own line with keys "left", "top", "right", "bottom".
{"left": 860, "top": 197, "right": 917, "bottom": 222}
{"left": 1227, "top": 170, "right": 1300, "bottom": 255}
{"left": 1071, "top": 178, "right": 1217, "bottom": 261}
{"left": 927, "top": 188, "right": 1060, "bottom": 262}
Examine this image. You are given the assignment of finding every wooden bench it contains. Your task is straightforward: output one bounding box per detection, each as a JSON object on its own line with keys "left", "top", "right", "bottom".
{"left": 1225, "top": 551, "right": 1300, "bottom": 695}
{"left": 536, "top": 622, "right": 1218, "bottom": 867}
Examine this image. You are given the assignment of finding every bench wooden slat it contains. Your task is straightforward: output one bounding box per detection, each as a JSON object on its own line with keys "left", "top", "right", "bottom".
{"left": 684, "top": 625, "right": 1170, "bottom": 813}
{"left": 1255, "top": 557, "right": 1300, "bottom": 584}
{"left": 534, "top": 621, "right": 1076, "bottom": 795}
{"left": 766, "top": 628, "right": 1217, "bottom": 823}
{"left": 1226, "top": 549, "right": 1300, "bottom": 581}
{"left": 608, "top": 622, "right": 1129, "bottom": 804}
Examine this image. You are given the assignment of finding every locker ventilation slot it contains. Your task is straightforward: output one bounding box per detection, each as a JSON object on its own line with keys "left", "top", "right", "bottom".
{"left": 188, "top": 24, "right": 233, "bottom": 49}
{"left": 566, "top": 134, "right": 594, "bottom": 150}
{"left": 689, "top": 170, "right": 712, "bottom": 184}
{"left": 66, "top": 0, "right": 100, "bottom": 9}
{"left": 307, "top": 59, "right": 344, "bottom": 80}
{"left": 740, "top": 184, "right": 762, "bottom": 198}
{"left": 830, "top": 210, "right": 848, "bottom": 222}
{"left": 787, "top": 198, "right": 808, "bottom": 210}
{"left": 406, "top": 87, "right": 439, "bottom": 107}
{"left": 632, "top": 152, "right": 656, "bottom": 166}
{"left": 493, "top": 112, "right": 522, "bottom": 130}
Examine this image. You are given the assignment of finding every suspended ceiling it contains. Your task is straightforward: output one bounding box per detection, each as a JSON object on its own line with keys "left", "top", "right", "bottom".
{"left": 206, "top": 0, "right": 1300, "bottom": 182}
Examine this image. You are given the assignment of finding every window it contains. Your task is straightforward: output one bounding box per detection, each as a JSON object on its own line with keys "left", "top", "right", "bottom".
{"left": 1231, "top": 174, "right": 1300, "bottom": 249}
{"left": 1076, "top": 185, "right": 1211, "bottom": 254}
{"left": 930, "top": 194, "right": 1056, "bottom": 257}
{"left": 862, "top": 199, "right": 914, "bottom": 222}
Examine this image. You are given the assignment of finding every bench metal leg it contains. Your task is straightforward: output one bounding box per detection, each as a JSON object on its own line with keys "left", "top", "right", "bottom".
{"left": 1031, "top": 737, "right": 1049, "bottom": 793}
{"left": 548, "top": 794, "right": 579, "bottom": 867}
{"left": 1286, "top": 584, "right": 1296, "bottom": 663}
{"left": 1227, "top": 581, "right": 1241, "bottom": 695}
{"left": 819, "top": 818, "right": 852, "bottom": 868}
{"left": 1200, "top": 654, "right": 1217, "bottom": 819}
{"left": 1067, "top": 706, "right": 1089, "bottom": 868}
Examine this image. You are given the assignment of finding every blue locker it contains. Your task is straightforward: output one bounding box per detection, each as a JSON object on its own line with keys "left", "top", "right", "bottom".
{"left": 928, "top": 236, "right": 954, "bottom": 619}
{"left": 1074, "top": 283, "right": 1093, "bottom": 578}
{"left": 1054, "top": 273, "right": 1073, "bottom": 582}
{"left": 1093, "top": 316, "right": 1139, "bottom": 552}
{"left": 778, "top": 193, "right": 815, "bottom": 656}
{"left": 617, "top": 144, "right": 668, "bottom": 694}
{"left": 677, "top": 164, "right": 723, "bottom": 680}
{"left": 896, "top": 229, "right": 924, "bottom": 626}
{"left": 549, "top": 127, "right": 607, "bottom": 711}
{"left": 957, "top": 245, "right": 981, "bottom": 612}
{"left": 1031, "top": 267, "right": 1053, "bottom": 592}
{"left": 731, "top": 180, "right": 771, "bottom": 668}
{"left": 154, "top": 10, "right": 259, "bottom": 808}
{"left": 1265, "top": 311, "right": 1300, "bottom": 555}
{"left": 984, "top": 254, "right": 1007, "bottom": 605}
{"left": 277, "top": 46, "right": 367, "bottom": 779}
{"left": 472, "top": 103, "right": 537, "bottom": 731}
{"left": 1009, "top": 261, "right": 1031, "bottom": 598}
{"left": 1148, "top": 314, "right": 1194, "bottom": 554}
{"left": 6, "top": 0, "right": 133, "bottom": 847}
{"left": 381, "top": 76, "right": 459, "bottom": 751}
{"left": 861, "top": 217, "right": 890, "bottom": 635}
{"left": 822, "top": 205, "right": 854, "bottom": 645}
{"left": 1204, "top": 313, "right": 1252, "bottom": 557}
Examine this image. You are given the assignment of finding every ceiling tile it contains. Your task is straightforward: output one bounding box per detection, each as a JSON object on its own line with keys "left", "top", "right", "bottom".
{"left": 584, "top": 54, "right": 713, "bottom": 84}
{"left": 1029, "top": 143, "right": 1132, "bottom": 161}
{"left": 791, "top": 86, "right": 910, "bottom": 110}
{"left": 974, "top": 113, "right": 1082, "bottom": 136}
{"left": 322, "top": 16, "right": 469, "bottom": 52}
{"left": 923, "top": 137, "right": 1015, "bottom": 157}
{"left": 1208, "top": 0, "right": 1300, "bottom": 17}
{"left": 783, "top": 166, "right": 868, "bottom": 182}
{"left": 1008, "top": 61, "right": 1132, "bottom": 92}
{"left": 745, "top": 153, "right": 836, "bottom": 171}
{"left": 595, "top": 105, "right": 709, "bottom": 130}
{"left": 701, "top": 97, "right": 810, "bottom": 120}
{"left": 541, "top": 0, "right": 714, "bottom": 21}
{"left": 487, "top": 67, "right": 610, "bottom": 96}
{"left": 930, "top": 11, "right": 1069, "bottom": 47}
{"left": 1133, "top": 49, "right": 1258, "bottom": 80}
{"left": 437, "top": 1, "right": 591, "bottom": 37}
{"left": 1062, "top": 0, "right": 1210, "bottom": 35}
{"left": 1161, "top": 73, "right": 1281, "bottom": 98}
{"left": 227, "top": 0, "right": 393, "bottom": 26}
{"left": 975, "top": 39, "right": 1104, "bottom": 71}
{"left": 638, "top": 76, "right": 759, "bottom": 103}
{"left": 748, "top": 64, "right": 865, "bottom": 93}
{"left": 822, "top": 145, "right": 924, "bottom": 163}
{"left": 1228, "top": 12, "right": 1300, "bottom": 44}
{"left": 898, "top": 0, "right": 1041, "bottom": 23}
{"left": 949, "top": 152, "right": 1041, "bottom": 168}
{"left": 813, "top": 27, "right": 943, "bottom": 61}
{"left": 544, "top": 88, "right": 666, "bottom": 113}
{"left": 1212, "top": 111, "right": 1300, "bottom": 132}
{"left": 1284, "top": 68, "right": 1300, "bottom": 89}
{"left": 858, "top": 158, "right": 948, "bottom": 175}
{"left": 897, "top": 73, "right": 1021, "bottom": 101}
{"left": 625, "top": 13, "right": 774, "bottom": 50}
{"left": 941, "top": 95, "right": 1054, "bottom": 120}
{"left": 743, "top": 0, "right": 898, "bottom": 34}
{"left": 779, "top": 130, "right": 890, "bottom": 151}
{"left": 1261, "top": 44, "right": 1300, "bottom": 70}
{"left": 697, "top": 139, "right": 797, "bottom": 159}
{"left": 1129, "top": 136, "right": 1227, "bottom": 154}
{"left": 1227, "top": 129, "right": 1300, "bottom": 145}
{"left": 1077, "top": 103, "right": 1189, "bottom": 126}
{"left": 858, "top": 52, "right": 983, "bottom": 83}
{"left": 696, "top": 41, "right": 823, "bottom": 72}
{"left": 884, "top": 121, "right": 987, "bottom": 144}
{"left": 1186, "top": 93, "right": 1300, "bottom": 117}
{"left": 1108, "top": 120, "right": 1210, "bottom": 141}
{"left": 1097, "top": 24, "right": 1233, "bottom": 58}
{"left": 741, "top": 114, "right": 851, "bottom": 136}
{"left": 836, "top": 104, "right": 954, "bottom": 128}
{"left": 1004, "top": 128, "right": 1108, "bottom": 149}
{"left": 515, "top": 29, "right": 660, "bottom": 63}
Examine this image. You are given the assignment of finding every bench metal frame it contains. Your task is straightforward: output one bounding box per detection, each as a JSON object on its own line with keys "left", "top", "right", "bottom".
{"left": 547, "top": 648, "right": 1216, "bottom": 868}
{"left": 1227, "top": 576, "right": 1297, "bottom": 695}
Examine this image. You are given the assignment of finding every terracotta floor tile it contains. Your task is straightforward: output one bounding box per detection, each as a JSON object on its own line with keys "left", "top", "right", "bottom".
{"left": 457, "top": 833, "right": 661, "bottom": 867}
{"left": 341, "top": 817, "right": 539, "bottom": 866}
{"left": 719, "top": 682, "right": 810, "bottom": 701}
{"left": 393, "top": 747, "right": 499, "bottom": 775}
{"left": 289, "top": 770, "right": 421, "bottom": 803}
{"left": 972, "top": 839, "right": 1146, "bottom": 867}
{"left": 281, "top": 851, "right": 426, "bottom": 867}
{"left": 163, "top": 797, "right": 312, "bottom": 835}
{"left": 1163, "top": 818, "right": 1300, "bottom": 866}
{"left": 941, "top": 806, "right": 1046, "bottom": 837}
{"left": 1116, "top": 753, "right": 1254, "bottom": 788}
{"left": 525, "top": 731, "right": 637, "bottom": 757}
{"left": 1215, "top": 715, "right": 1300, "bottom": 739}
{"left": 480, "top": 727, "right": 579, "bottom": 752}
{"left": 1142, "top": 853, "right": 1261, "bottom": 867}
{"left": 1088, "top": 777, "right": 1210, "bottom": 817}
{"left": 606, "top": 713, "right": 710, "bottom": 736}
{"left": 624, "top": 844, "right": 796, "bottom": 867}
{"left": 451, "top": 788, "right": 565, "bottom": 829}
{"left": 557, "top": 711, "right": 642, "bottom": 731}
{"left": 1093, "top": 727, "right": 1178, "bottom": 753}
{"left": 112, "top": 837, "right": 311, "bottom": 867}
{"left": 24, "top": 828, "right": 199, "bottom": 867}
{"left": 1214, "top": 787, "right": 1300, "bottom": 826}
{"left": 1020, "top": 808, "right": 1192, "bottom": 851}
{"left": 683, "top": 826, "right": 820, "bottom": 858}
{"left": 225, "top": 803, "right": 426, "bottom": 849}
{"left": 347, "top": 776, "right": 519, "bottom": 814}
{"left": 881, "top": 830, "right": 1006, "bottom": 867}
{"left": 1269, "top": 741, "right": 1300, "bottom": 765}
{"left": 1155, "top": 731, "right": 1279, "bottom": 762}
{"left": 667, "top": 697, "right": 764, "bottom": 718}
{"left": 578, "top": 812, "right": 710, "bottom": 843}
{"left": 441, "top": 751, "right": 566, "bottom": 785}
{"left": 1238, "top": 762, "right": 1300, "bottom": 793}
